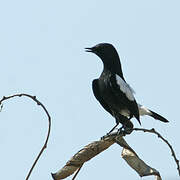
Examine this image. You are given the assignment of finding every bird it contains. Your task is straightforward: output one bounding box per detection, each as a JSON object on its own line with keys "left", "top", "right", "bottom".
{"left": 85, "top": 43, "right": 168, "bottom": 134}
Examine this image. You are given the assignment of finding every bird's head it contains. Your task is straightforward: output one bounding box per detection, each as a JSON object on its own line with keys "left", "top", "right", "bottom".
{"left": 85, "top": 43, "right": 124, "bottom": 77}
{"left": 85, "top": 43, "right": 118, "bottom": 61}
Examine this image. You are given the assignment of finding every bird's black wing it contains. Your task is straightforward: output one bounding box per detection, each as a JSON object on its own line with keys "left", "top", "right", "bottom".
{"left": 92, "top": 79, "right": 113, "bottom": 116}
{"left": 110, "top": 74, "right": 141, "bottom": 124}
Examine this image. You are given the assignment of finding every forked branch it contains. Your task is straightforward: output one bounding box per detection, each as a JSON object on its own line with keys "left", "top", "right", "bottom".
{"left": 52, "top": 131, "right": 166, "bottom": 180}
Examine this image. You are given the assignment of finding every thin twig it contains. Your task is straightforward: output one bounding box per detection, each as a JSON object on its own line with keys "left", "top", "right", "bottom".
{"left": 72, "top": 164, "right": 83, "bottom": 180}
{"left": 0, "top": 94, "right": 51, "bottom": 180}
{"left": 134, "top": 128, "right": 180, "bottom": 176}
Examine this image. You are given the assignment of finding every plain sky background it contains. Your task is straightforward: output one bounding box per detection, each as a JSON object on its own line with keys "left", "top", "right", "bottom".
{"left": 0, "top": 0, "right": 180, "bottom": 179}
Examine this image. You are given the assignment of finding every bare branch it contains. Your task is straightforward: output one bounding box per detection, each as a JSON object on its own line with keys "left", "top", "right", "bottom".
{"left": 52, "top": 132, "right": 162, "bottom": 180}
{"left": 115, "top": 135, "right": 162, "bottom": 179}
{"left": 51, "top": 135, "right": 116, "bottom": 180}
{"left": 0, "top": 94, "right": 51, "bottom": 180}
{"left": 134, "top": 128, "right": 180, "bottom": 176}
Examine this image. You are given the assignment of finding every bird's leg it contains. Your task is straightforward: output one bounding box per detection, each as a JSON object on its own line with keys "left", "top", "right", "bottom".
{"left": 107, "top": 114, "right": 134, "bottom": 135}
{"left": 125, "top": 115, "right": 134, "bottom": 134}
{"left": 106, "top": 113, "right": 120, "bottom": 135}
{"left": 116, "top": 124, "right": 126, "bottom": 135}
{"left": 118, "top": 120, "right": 134, "bottom": 135}
{"left": 101, "top": 120, "right": 119, "bottom": 139}
{"left": 107, "top": 114, "right": 128, "bottom": 134}
{"left": 107, "top": 122, "right": 119, "bottom": 134}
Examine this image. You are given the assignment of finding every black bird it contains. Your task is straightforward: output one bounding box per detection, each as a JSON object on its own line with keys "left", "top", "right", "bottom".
{"left": 85, "top": 43, "right": 168, "bottom": 134}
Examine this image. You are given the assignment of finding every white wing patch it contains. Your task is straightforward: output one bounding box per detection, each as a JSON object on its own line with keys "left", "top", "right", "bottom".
{"left": 115, "top": 74, "right": 135, "bottom": 101}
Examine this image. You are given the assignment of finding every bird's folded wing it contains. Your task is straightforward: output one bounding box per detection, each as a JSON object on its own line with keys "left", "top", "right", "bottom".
{"left": 109, "top": 74, "right": 140, "bottom": 123}
{"left": 110, "top": 74, "right": 135, "bottom": 102}
{"left": 92, "top": 79, "right": 113, "bottom": 116}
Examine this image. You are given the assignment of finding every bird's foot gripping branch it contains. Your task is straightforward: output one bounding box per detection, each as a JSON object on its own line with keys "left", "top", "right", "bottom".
{"left": 107, "top": 126, "right": 133, "bottom": 137}
{"left": 116, "top": 126, "right": 133, "bottom": 136}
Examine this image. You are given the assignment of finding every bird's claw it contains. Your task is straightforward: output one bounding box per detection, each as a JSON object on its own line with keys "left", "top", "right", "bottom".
{"left": 101, "top": 125, "right": 133, "bottom": 140}
{"left": 101, "top": 131, "right": 115, "bottom": 140}
{"left": 117, "top": 126, "right": 133, "bottom": 136}
{"left": 101, "top": 135, "right": 107, "bottom": 140}
{"left": 117, "top": 128, "right": 126, "bottom": 136}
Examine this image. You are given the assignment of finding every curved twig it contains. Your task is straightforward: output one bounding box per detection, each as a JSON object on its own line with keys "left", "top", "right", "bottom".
{"left": 72, "top": 164, "right": 83, "bottom": 180}
{"left": 134, "top": 128, "right": 180, "bottom": 176}
{"left": 0, "top": 94, "right": 51, "bottom": 180}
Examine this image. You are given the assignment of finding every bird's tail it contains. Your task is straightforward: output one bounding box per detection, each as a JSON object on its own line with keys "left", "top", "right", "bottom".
{"left": 138, "top": 104, "right": 169, "bottom": 123}
{"left": 149, "top": 110, "right": 169, "bottom": 122}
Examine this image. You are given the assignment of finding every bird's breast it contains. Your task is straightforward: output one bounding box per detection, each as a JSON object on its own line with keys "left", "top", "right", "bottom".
{"left": 98, "top": 73, "right": 113, "bottom": 101}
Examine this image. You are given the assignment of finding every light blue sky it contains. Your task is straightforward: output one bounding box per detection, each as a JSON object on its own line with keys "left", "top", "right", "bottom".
{"left": 0, "top": 0, "right": 179, "bottom": 179}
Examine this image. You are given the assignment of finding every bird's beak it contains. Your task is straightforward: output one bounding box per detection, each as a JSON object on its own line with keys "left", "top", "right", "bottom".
{"left": 85, "top": 47, "right": 93, "bottom": 52}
